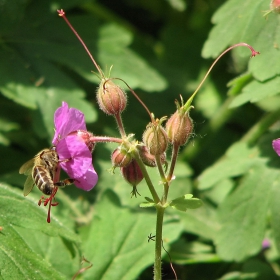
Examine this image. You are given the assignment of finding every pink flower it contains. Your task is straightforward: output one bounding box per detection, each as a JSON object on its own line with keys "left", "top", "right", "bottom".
{"left": 52, "top": 102, "right": 98, "bottom": 191}
{"left": 272, "top": 139, "right": 280, "bottom": 156}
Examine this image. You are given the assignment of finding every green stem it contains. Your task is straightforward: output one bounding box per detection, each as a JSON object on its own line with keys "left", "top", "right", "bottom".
{"left": 155, "top": 154, "right": 170, "bottom": 205}
{"left": 167, "top": 144, "right": 180, "bottom": 183}
{"left": 154, "top": 206, "right": 165, "bottom": 280}
{"left": 132, "top": 150, "right": 160, "bottom": 203}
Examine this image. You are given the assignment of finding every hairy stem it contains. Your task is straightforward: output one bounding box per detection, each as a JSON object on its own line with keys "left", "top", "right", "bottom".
{"left": 114, "top": 113, "right": 126, "bottom": 138}
{"left": 167, "top": 144, "right": 180, "bottom": 183}
{"left": 183, "top": 43, "right": 259, "bottom": 110}
{"left": 154, "top": 206, "right": 165, "bottom": 280}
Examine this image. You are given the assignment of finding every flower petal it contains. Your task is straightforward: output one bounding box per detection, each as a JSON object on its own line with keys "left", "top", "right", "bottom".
{"left": 56, "top": 135, "right": 92, "bottom": 177}
{"left": 74, "top": 166, "right": 98, "bottom": 191}
{"left": 272, "top": 139, "right": 280, "bottom": 156}
{"left": 53, "top": 102, "right": 86, "bottom": 144}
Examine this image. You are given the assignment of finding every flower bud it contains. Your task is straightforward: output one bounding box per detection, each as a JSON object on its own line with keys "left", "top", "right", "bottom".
{"left": 142, "top": 119, "right": 168, "bottom": 155}
{"left": 97, "top": 78, "right": 127, "bottom": 115}
{"left": 165, "top": 110, "right": 193, "bottom": 146}
{"left": 111, "top": 147, "right": 132, "bottom": 168}
{"left": 271, "top": 0, "right": 280, "bottom": 13}
{"left": 121, "top": 159, "right": 143, "bottom": 197}
{"left": 137, "top": 145, "right": 166, "bottom": 167}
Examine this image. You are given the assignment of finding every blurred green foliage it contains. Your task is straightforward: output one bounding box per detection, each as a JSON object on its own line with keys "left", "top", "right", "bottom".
{"left": 1, "top": 0, "right": 280, "bottom": 279}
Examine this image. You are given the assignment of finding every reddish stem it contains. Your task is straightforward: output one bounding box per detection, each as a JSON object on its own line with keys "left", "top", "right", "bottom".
{"left": 89, "top": 135, "right": 123, "bottom": 144}
{"left": 184, "top": 43, "right": 260, "bottom": 110}
{"left": 57, "top": 9, "right": 104, "bottom": 78}
{"left": 113, "top": 78, "right": 153, "bottom": 122}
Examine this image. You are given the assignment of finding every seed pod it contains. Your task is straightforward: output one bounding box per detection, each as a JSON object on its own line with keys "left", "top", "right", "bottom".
{"left": 142, "top": 119, "right": 168, "bottom": 155}
{"left": 121, "top": 160, "right": 143, "bottom": 197}
{"left": 165, "top": 109, "right": 193, "bottom": 147}
{"left": 111, "top": 147, "right": 132, "bottom": 168}
{"left": 97, "top": 78, "right": 127, "bottom": 115}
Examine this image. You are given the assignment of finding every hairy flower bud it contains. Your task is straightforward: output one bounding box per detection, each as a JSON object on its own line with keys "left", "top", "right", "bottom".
{"left": 165, "top": 110, "right": 193, "bottom": 146}
{"left": 97, "top": 78, "right": 127, "bottom": 115}
{"left": 111, "top": 147, "right": 132, "bottom": 168}
{"left": 142, "top": 118, "right": 168, "bottom": 155}
{"left": 137, "top": 145, "right": 166, "bottom": 167}
{"left": 271, "top": 0, "right": 280, "bottom": 13}
{"left": 121, "top": 160, "right": 143, "bottom": 197}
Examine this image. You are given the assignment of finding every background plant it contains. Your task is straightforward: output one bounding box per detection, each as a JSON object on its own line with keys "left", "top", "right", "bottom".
{"left": 1, "top": 0, "right": 280, "bottom": 279}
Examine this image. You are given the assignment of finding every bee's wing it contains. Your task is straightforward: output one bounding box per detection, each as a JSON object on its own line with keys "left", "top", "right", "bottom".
{"left": 19, "top": 159, "right": 35, "bottom": 175}
{"left": 23, "top": 174, "right": 35, "bottom": 196}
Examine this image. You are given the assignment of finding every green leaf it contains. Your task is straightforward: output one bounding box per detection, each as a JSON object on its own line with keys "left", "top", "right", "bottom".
{"left": 202, "top": 0, "right": 265, "bottom": 58}
{"left": 0, "top": 46, "right": 39, "bottom": 109}
{"left": 170, "top": 238, "right": 220, "bottom": 264}
{"left": 80, "top": 190, "right": 183, "bottom": 280}
{"left": 0, "top": 0, "right": 29, "bottom": 37}
{"left": 0, "top": 224, "right": 66, "bottom": 280}
{"left": 11, "top": 226, "right": 80, "bottom": 278}
{"left": 218, "top": 271, "right": 257, "bottom": 280}
{"left": 32, "top": 58, "right": 97, "bottom": 139}
{"left": 270, "top": 181, "right": 280, "bottom": 255}
{"left": 198, "top": 142, "right": 263, "bottom": 190}
{"left": 0, "top": 184, "right": 80, "bottom": 241}
{"left": 0, "top": 184, "right": 81, "bottom": 279}
{"left": 227, "top": 72, "right": 253, "bottom": 97}
{"left": 205, "top": 179, "right": 235, "bottom": 205}
{"left": 242, "top": 259, "right": 279, "bottom": 280}
{"left": 0, "top": 118, "right": 19, "bottom": 146}
{"left": 202, "top": 0, "right": 280, "bottom": 81}
{"left": 215, "top": 163, "right": 277, "bottom": 261}
{"left": 98, "top": 24, "right": 167, "bottom": 91}
{"left": 170, "top": 194, "right": 203, "bottom": 212}
{"left": 174, "top": 203, "right": 220, "bottom": 241}
{"left": 220, "top": 261, "right": 279, "bottom": 280}
{"left": 230, "top": 77, "right": 280, "bottom": 108}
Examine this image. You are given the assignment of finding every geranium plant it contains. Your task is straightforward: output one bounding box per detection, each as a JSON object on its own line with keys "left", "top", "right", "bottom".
{"left": 19, "top": 9, "right": 258, "bottom": 279}
{"left": 3, "top": 1, "right": 280, "bottom": 279}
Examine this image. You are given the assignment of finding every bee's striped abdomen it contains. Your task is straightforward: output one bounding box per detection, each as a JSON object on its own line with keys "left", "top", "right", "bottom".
{"left": 32, "top": 166, "right": 54, "bottom": 195}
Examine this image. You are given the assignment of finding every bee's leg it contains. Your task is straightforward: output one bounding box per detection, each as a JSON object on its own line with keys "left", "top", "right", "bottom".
{"left": 55, "top": 178, "right": 75, "bottom": 188}
{"left": 59, "top": 157, "right": 72, "bottom": 164}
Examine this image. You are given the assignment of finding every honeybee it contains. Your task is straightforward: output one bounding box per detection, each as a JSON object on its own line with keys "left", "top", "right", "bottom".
{"left": 19, "top": 147, "right": 74, "bottom": 196}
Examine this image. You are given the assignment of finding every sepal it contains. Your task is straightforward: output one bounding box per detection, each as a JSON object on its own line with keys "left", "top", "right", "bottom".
{"left": 139, "top": 197, "right": 156, "bottom": 208}
{"left": 139, "top": 202, "right": 156, "bottom": 208}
